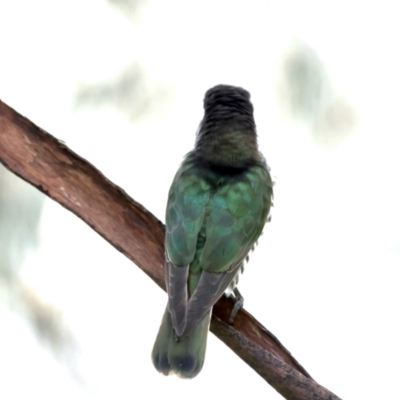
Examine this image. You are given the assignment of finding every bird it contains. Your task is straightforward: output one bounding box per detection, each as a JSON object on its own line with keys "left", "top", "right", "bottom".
{"left": 151, "top": 84, "right": 273, "bottom": 378}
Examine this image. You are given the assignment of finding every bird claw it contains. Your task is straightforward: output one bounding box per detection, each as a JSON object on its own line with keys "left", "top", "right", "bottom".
{"left": 229, "top": 288, "right": 244, "bottom": 324}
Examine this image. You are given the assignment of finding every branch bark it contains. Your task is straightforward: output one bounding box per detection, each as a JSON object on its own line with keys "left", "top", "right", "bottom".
{"left": 0, "top": 99, "right": 341, "bottom": 400}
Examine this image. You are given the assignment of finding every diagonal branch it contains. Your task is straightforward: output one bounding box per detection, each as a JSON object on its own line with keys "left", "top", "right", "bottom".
{"left": 0, "top": 99, "right": 341, "bottom": 400}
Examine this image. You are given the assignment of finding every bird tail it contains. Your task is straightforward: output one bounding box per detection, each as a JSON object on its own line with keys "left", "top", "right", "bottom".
{"left": 151, "top": 305, "right": 211, "bottom": 379}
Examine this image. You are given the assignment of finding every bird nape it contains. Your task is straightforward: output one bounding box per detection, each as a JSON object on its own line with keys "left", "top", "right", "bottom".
{"left": 151, "top": 84, "right": 273, "bottom": 378}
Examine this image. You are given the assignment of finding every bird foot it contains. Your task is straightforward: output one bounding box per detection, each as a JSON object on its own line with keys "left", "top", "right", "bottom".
{"left": 229, "top": 288, "right": 244, "bottom": 324}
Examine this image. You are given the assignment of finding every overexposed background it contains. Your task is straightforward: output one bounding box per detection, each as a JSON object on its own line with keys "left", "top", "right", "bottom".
{"left": 1, "top": 1, "right": 399, "bottom": 399}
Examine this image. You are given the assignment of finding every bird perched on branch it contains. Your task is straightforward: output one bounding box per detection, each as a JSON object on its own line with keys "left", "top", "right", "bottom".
{"left": 152, "top": 84, "right": 273, "bottom": 378}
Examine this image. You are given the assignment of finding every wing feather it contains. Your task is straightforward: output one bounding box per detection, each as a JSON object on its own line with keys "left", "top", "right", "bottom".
{"left": 165, "top": 261, "right": 189, "bottom": 337}
{"left": 180, "top": 262, "right": 243, "bottom": 338}
{"left": 165, "top": 161, "right": 273, "bottom": 339}
{"left": 164, "top": 163, "right": 210, "bottom": 336}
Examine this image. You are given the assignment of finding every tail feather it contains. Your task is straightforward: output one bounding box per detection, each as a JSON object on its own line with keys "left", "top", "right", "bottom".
{"left": 152, "top": 305, "right": 211, "bottom": 379}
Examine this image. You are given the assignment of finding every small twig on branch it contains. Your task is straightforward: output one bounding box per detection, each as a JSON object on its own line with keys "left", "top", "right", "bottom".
{"left": 0, "top": 99, "right": 341, "bottom": 400}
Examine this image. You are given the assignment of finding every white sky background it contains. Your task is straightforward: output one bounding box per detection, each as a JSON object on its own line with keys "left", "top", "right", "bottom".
{"left": 1, "top": 0, "right": 400, "bottom": 399}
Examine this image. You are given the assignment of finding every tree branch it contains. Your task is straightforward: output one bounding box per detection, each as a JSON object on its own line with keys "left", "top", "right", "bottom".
{"left": 0, "top": 99, "right": 341, "bottom": 400}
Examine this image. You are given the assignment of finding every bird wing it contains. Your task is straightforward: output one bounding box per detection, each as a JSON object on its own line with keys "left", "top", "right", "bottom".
{"left": 166, "top": 163, "right": 273, "bottom": 338}
{"left": 181, "top": 164, "right": 273, "bottom": 337}
{"left": 164, "top": 163, "right": 211, "bottom": 337}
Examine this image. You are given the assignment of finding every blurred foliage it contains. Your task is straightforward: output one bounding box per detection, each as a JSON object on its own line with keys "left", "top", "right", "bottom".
{"left": 75, "top": 63, "right": 171, "bottom": 121}
{"left": 108, "top": 0, "right": 146, "bottom": 18}
{"left": 0, "top": 165, "right": 44, "bottom": 283}
{"left": 285, "top": 45, "right": 329, "bottom": 120}
{"left": 283, "top": 44, "right": 356, "bottom": 148}
{"left": 0, "top": 165, "right": 76, "bottom": 367}
{"left": 20, "top": 287, "right": 78, "bottom": 360}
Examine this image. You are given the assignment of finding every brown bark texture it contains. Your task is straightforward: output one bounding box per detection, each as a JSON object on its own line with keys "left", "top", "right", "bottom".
{"left": 0, "top": 99, "right": 341, "bottom": 400}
